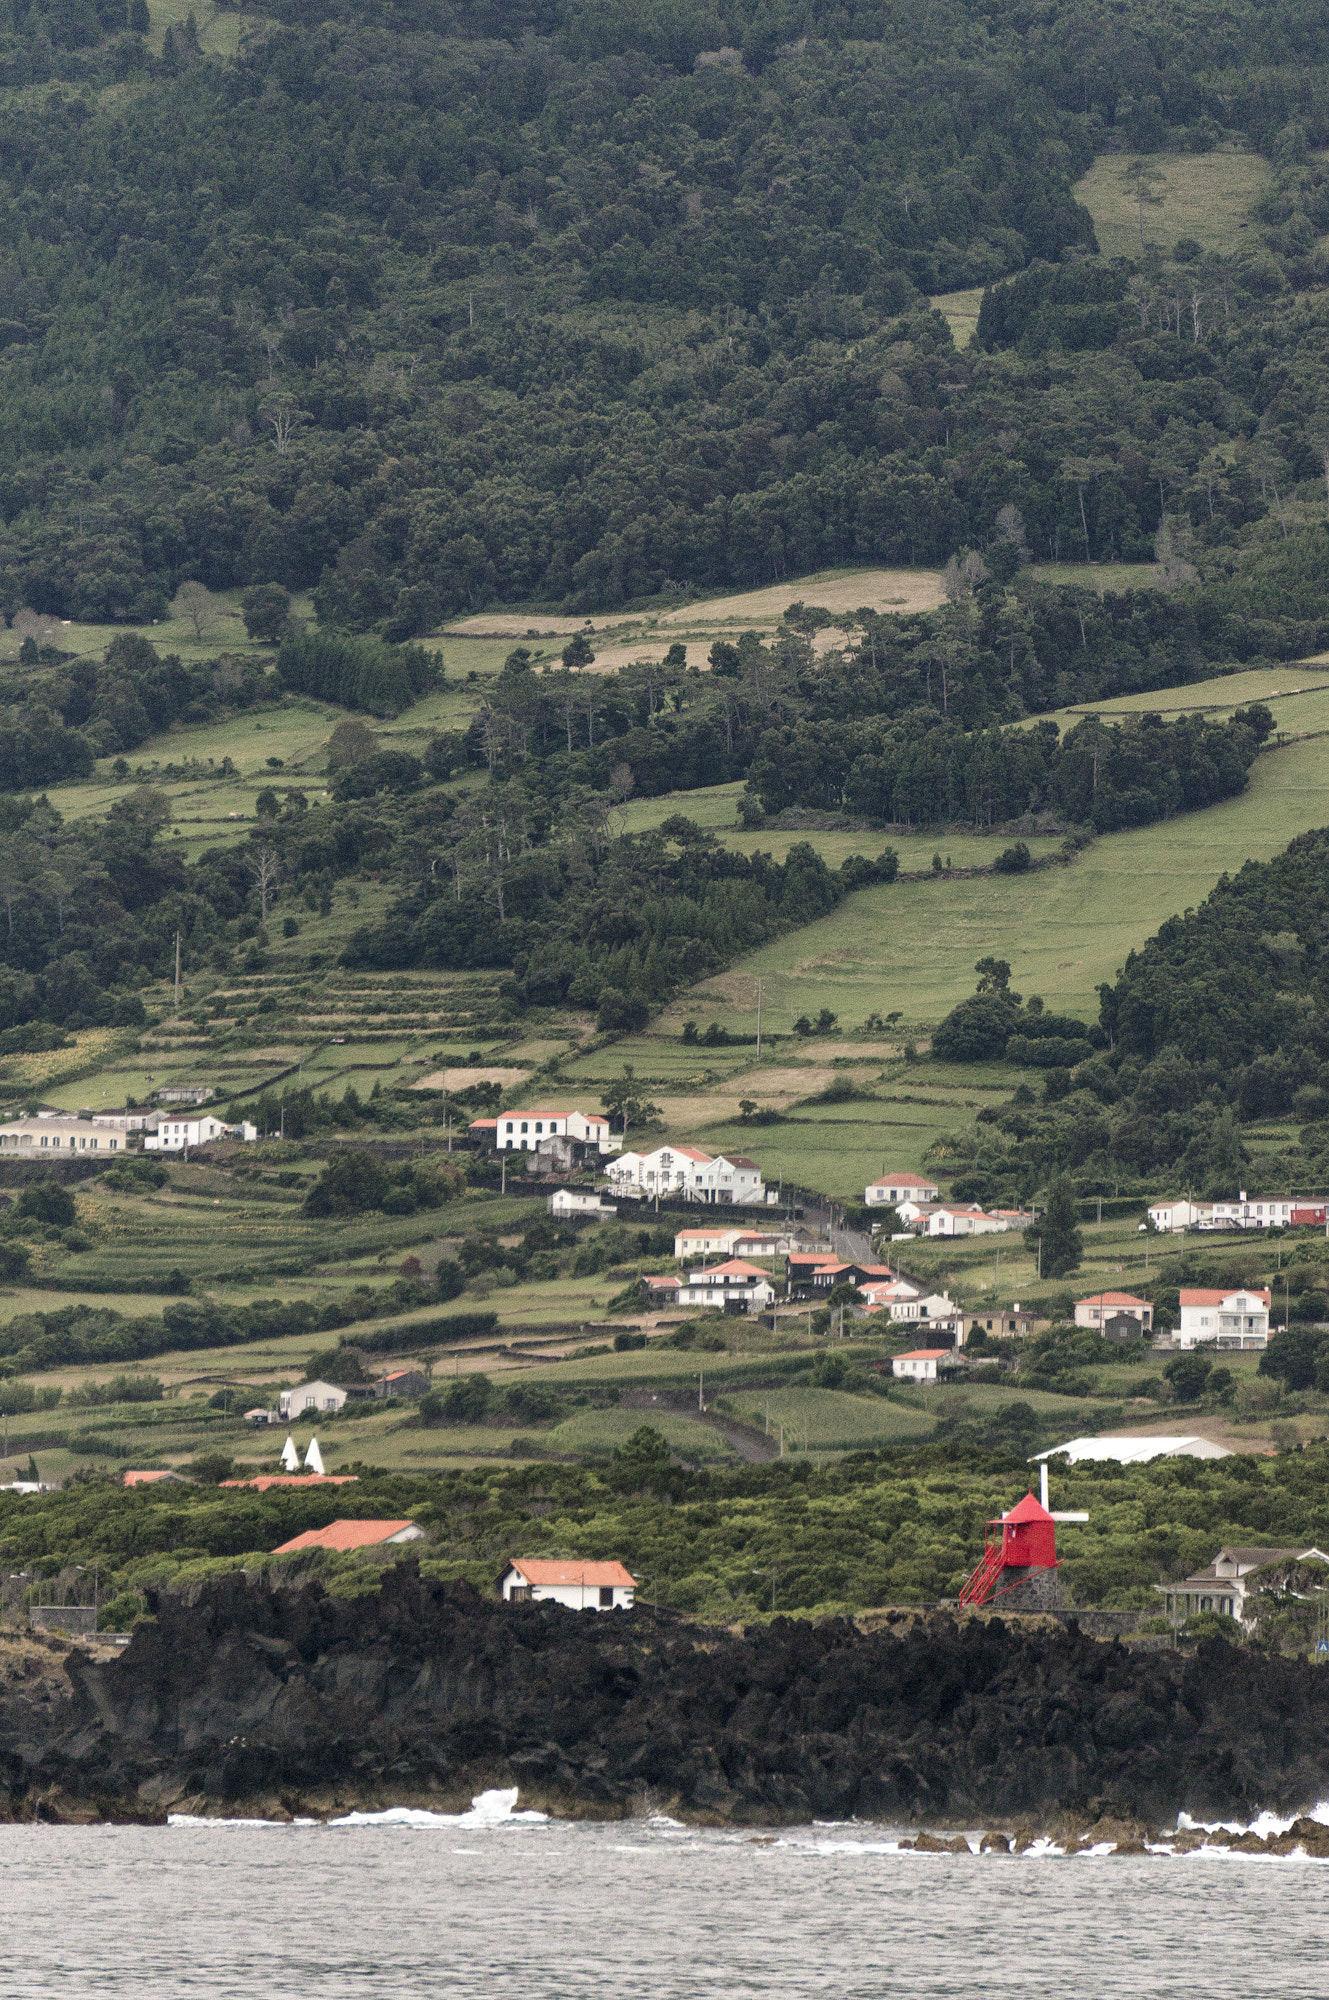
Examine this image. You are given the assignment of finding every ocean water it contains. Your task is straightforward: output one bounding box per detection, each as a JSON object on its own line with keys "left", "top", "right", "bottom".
{"left": 4, "top": 1791, "right": 1328, "bottom": 1999}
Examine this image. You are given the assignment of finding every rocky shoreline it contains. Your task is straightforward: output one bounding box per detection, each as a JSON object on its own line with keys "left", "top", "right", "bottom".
{"left": 4, "top": 1563, "right": 1329, "bottom": 1832}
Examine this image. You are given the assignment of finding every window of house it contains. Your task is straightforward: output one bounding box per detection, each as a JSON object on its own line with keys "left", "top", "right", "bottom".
{"left": 599, "top": 1586, "right": 614, "bottom": 1607}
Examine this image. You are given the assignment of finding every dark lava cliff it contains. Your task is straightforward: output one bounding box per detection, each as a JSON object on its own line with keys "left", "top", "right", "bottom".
{"left": 3, "top": 1564, "right": 1327, "bottom": 1826}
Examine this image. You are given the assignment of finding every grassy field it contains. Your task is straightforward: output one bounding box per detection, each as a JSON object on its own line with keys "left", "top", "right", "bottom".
{"left": 1073, "top": 147, "right": 1274, "bottom": 260}
{"left": 929, "top": 286, "right": 986, "bottom": 345}
{"left": 634, "top": 724, "right": 1329, "bottom": 1043}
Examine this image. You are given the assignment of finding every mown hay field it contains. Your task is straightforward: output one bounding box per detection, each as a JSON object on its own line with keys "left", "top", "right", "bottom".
{"left": 1073, "top": 147, "right": 1274, "bottom": 259}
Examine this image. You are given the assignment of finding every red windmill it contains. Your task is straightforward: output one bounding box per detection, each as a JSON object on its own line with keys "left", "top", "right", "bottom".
{"left": 959, "top": 1486, "right": 1087, "bottom": 1610}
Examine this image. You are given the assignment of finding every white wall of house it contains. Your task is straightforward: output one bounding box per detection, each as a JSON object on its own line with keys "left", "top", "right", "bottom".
{"left": 865, "top": 1176, "right": 940, "bottom": 1206}
{"left": 1147, "top": 1199, "right": 1212, "bottom": 1232}
{"left": 278, "top": 1381, "right": 348, "bottom": 1417}
{"left": 0, "top": 1119, "right": 124, "bottom": 1154}
{"left": 892, "top": 1353, "right": 942, "bottom": 1382}
{"left": 494, "top": 1110, "right": 620, "bottom": 1154}
{"left": 927, "top": 1208, "right": 1012, "bottom": 1238}
{"left": 606, "top": 1147, "right": 766, "bottom": 1204}
{"left": 548, "top": 1189, "right": 615, "bottom": 1216}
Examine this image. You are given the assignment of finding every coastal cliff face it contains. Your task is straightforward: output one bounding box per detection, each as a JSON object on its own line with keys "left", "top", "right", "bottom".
{"left": 2, "top": 1565, "right": 1328, "bottom": 1827}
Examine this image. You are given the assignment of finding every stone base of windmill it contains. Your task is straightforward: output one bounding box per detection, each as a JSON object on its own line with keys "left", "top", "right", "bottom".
{"left": 990, "top": 1565, "right": 1064, "bottom": 1612}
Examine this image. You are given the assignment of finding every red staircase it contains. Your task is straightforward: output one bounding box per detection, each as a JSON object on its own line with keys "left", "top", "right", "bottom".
{"left": 959, "top": 1537, "right": 1004, "bottom": 1607}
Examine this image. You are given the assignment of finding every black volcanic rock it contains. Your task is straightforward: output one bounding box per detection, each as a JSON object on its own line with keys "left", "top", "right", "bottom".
{"left": 2, "top": 1566, "right": 1327, "bottom": 1826}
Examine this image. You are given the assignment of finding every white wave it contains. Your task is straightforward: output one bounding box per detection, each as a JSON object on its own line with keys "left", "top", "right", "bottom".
{"left": 328, "top": 1788, "right": 548, "bottom": 1829}
{"left": 166, "top": 1816, "right": 320, "bottom": 1830}
{"left": 1175, "top": 1802, "right": 1329, "bottom": 1839}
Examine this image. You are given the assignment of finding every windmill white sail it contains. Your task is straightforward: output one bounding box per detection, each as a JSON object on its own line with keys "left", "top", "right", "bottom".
{"left": 304, "top": 1436, "right": 325, "bottom": 1476}
{"left": 280, "top": 1434, "right": 299, "bottom": 1473}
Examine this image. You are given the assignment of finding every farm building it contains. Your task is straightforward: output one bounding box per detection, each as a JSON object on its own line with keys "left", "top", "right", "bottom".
{"left": 963, "top": 1306, "right": 1038, "bottom": 1340}
{"left": 924, "top": 1206, "right": 1026, "bottom": 1238}
{"left": 548, "top": 1188, "right": 617, "bottom": 1218}
{"left": 498, "top": 1558, "right": 636, "bottom": 1610}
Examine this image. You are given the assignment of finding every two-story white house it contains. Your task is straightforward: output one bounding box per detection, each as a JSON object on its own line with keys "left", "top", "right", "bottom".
{"left": 1177, "top": 1287, "right": 1271, "bottom": 1350}
{"left": 481, "top": 1109, "right": 621, "bottom": 1154}
{"left": 865, "top": 1172, "right": 940, "bottom": 1207}
{"left": 605, "top": 1146, "right": 766, "bottom": 1205}
{"left": 144, "top": 1114, "right": 233, "bottom": 1152}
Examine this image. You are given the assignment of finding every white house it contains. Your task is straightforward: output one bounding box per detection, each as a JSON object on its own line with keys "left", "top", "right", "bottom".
{"left": 483, "top": 1109, "right": 621, "bottom": 1155}
{"left": 278, "top": 1379, "right": 349, "bottom": 1418}
{"left": 891, "top": 1348, "right": 955, "bottom": 1383}
{"left": 917, "top": 1292, "right": 964, "bottom": 1338}
{"left": 605, "top": 1146, "right": 767, "bottom": 1205}
{"left": 498, "top": 1558, "right": 636, "bottom": 1610}
{"left": 144, "top": 1114, "right": 232, "bottom": 1152}
{"left": 1034, "top": 1435, "right": 1233, "bottom": 1466}
{"left": 1147, "top": 1198, "right": 1213, "bottom": 1233}
{"left": 859, "top": 1277, "right": 923, "bottom": 1317}
{"left": 676, "top": 1259, "right": 776, "bottom": 1312}
{"left": 547, "top": 1188, "right": 616, "bottom": 1218}
{"left": 1155, "top": 1545, "right": 1329, "bottom": 1627}
{"left": 1177, "top": 1288, "right": 1270, "bottom": 1350}
{"left": 1073, "top": 1291, "right": 1153, "bottom": 1333}
{"left": 926, "top": 1205, "right": 1020, "bottom": 1238}
{"left": 865, "top": 1172, "right": 940, "bottom": 1207}
{"left": 673, "top": 1224, "right": 803, "bottom": 1260}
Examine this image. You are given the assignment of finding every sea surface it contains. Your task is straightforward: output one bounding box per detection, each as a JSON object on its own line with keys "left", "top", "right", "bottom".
{"left": 3, "top": 1791, "right": 1327, "bottom": 1998}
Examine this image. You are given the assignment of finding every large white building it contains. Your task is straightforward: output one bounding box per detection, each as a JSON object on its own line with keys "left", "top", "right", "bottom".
{"left": 498, "top": 1558, "right": 636, "bottom": 1610}
{"left": 0, "top": 1108, "right": 254, "bottom": 1157}
{"left": 605, "top": 1145, "right": 767, "bottom": 1205}
{"left": 1176, "top": 1287, "right": 1270, "bottom": 1350}
{"left": 471, "top": 1108, "right": 621, "bottom": 1154}
{"left": 865, "top": 1172, "right": 940, "bottom": 1207}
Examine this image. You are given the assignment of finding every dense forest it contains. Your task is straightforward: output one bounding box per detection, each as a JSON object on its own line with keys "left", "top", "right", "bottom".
{"left": 0, "top": 0, "right": 1327, "bottom": 639}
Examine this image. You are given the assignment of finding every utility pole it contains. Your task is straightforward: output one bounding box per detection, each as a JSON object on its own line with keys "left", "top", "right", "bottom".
{"left": 174, "top": 930, "right": 181, "bottom": 1011}
{"left": 697, "top": 1369, "right": 704, "bottom": 1412}
{"left": 501, "top": 1154, "right": 507, "bottom": 1195}
{"left": 755, "top": 978, "right": 763, "bottom": 1060}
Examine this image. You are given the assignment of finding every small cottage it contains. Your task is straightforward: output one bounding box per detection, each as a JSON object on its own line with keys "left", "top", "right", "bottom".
{"left": 497, "top": 1558, "right": 636, "bottom": 1611}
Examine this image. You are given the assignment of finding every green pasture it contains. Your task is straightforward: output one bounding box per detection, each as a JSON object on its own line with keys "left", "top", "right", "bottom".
{"left": 1073, "top": 147, "right": 1274, "bottom": 259}
{"left": 640, "top": 728, "right": 1329, "bottom": 1044}
{"left": 721, "top": 1385, "right": 934, "bottom": 1450}
{"left": 929, "top": 286, "right": 985, "bottom": 346}
{"left": 1033, "top": 663, "right": 1329, "bottom": 739}
{"left": 1026, "top": 563, "right": 1161, "bottom": 592}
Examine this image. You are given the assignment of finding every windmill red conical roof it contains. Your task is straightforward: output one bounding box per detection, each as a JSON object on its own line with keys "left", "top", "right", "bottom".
{"left": 998, "top": 1492, "right": 1055, "bottom": 1525}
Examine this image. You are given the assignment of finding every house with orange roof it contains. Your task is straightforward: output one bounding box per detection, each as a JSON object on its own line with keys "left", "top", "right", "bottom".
{"left": 122, "top": 1469, "right": 188, "bottom": 1487}
{"left": 222, "top": 1474, "right": 360, "bottom": 1491}
{"left": 865, "top": 1172, "right": 940, "bottom": 1206}
{"left": 1177, "top": 1287, "right": 1271, "bottom": 1351}
{"left": 1073, "top": 1291, "right": 1153, "bottom": 1334}
{"left": 271, "top": 1519, "right": 424, "bottom": 1555}
{"left": 497, "top": 1557, "right": 636, "bottom": 1611}
{"left": 676, "top": 1257, "right": 776, "bottom": 1313}
{"left": 891, "top": 1348, "right": 960, "bottom": 1384}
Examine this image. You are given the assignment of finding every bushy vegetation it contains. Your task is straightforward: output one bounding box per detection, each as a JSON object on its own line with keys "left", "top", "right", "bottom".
{"left": 9, "top": 1438, "right": 1329, "bottom": 1627}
